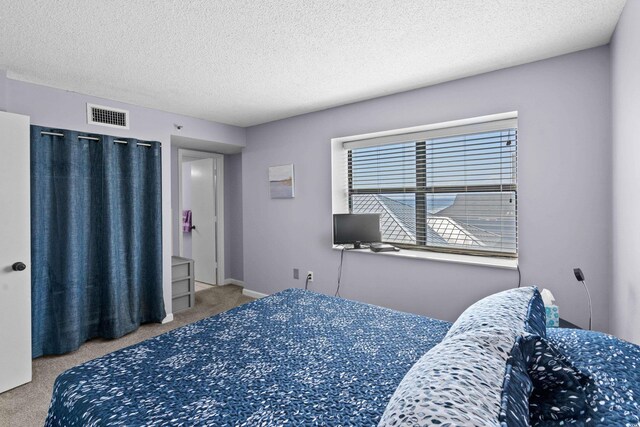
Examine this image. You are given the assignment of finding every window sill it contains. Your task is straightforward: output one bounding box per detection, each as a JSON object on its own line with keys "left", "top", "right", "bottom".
{"left": 331, "top": 245, "right": 518, "bottom": 270}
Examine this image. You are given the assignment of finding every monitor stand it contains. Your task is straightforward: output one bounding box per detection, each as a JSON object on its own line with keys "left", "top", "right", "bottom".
{"left": 353, "top": 241, "right": 362, "bottom": 249}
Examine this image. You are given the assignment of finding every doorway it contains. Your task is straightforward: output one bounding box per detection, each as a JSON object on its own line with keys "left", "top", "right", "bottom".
{"left": 178, "top": 149, "right": 225, "bottom": 287}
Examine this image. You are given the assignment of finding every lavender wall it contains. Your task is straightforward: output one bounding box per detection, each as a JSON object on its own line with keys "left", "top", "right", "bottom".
{"left": 224, "top": 153, "right": 244, "bottom": 281}
{"left": 243, "top": 47, "right": 612, "bottom": 332}
{"left": 0, "top": 70, "right": 6, "bottom": 111}
{"left": 2, "top": 76, "right": 246, "bottom": 316}
{"left": 611, "top": 0, "right": 640, "bottom": 345}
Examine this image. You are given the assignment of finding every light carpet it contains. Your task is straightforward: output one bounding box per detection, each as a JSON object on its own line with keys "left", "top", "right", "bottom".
{"left": 0, "top": 285, "right": 254, "bottom": 427}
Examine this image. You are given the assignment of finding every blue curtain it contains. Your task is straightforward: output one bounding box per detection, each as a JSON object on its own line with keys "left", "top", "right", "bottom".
{"left": 31, "top": 126, "right": 165, "bottom": 358}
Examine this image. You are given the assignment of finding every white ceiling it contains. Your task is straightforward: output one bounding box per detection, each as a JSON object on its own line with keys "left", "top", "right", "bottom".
{"left": 0, "top": 0, "right": 627, "bottom": 127}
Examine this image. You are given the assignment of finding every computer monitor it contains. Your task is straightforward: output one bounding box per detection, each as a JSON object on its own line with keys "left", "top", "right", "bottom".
{"left": 333, "top": 214, "right": 381, "bottom": 248}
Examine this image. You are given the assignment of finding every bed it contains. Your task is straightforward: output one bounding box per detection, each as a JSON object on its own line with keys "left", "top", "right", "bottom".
{"left": 45, "top": 288, "right": 640, "bottom": 426}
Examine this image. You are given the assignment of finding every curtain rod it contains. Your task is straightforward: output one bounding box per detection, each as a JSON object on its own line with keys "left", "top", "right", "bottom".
{"left": 114, "top": 140, "right": 152, "bottom": 147}
{"left": 40, "top": 131, "right": 159, "bottom": 147}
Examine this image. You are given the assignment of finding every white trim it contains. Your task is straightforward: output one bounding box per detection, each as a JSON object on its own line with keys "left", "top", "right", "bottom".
{"left": 330, "top": 111, "right": 520, "bottom": 258}
{"left": 331, "top": 245, "right": 518, "bottom": 270}
{"left": 342, "top": 117, "right": 517, "bottom": 149}
{"left": 242, "top": 288, "right": 268, "bottom": 299}
{"left": 178, "top": 149, "right": 225, "bottom": 286}
{"left": 161, "top": 313, "right": 174, "bottom": 324}
{"left": 335, "top": 111, "right": 517, "bottom": 148}
{"left": 223, "top": 278, "right": 245, "bottom": 286}
{"left": 331, "top": 138, "right": 349, "bottom": 214}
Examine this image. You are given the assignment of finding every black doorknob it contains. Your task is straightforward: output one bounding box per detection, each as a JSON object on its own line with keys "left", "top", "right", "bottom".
{"left": 191, "top": 225, "right": 196, "bottom": 230}
{"left": 12, "top": 262, "right": 26, "bottom": 271}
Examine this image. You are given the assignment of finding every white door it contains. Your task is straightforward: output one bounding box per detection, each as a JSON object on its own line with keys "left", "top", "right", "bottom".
{"left": 190, "top": 158, "right": 217, "bottom": 284}
{"left": 0, "top": 111, "right": 31, "bottom": 393}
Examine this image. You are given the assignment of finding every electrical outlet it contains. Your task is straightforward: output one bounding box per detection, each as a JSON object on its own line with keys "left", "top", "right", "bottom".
{"left": 307, "top": 271, "right": 314, "bottom": 282}
{"left": 293, "top": 268, "right": 299, "bottom": 279}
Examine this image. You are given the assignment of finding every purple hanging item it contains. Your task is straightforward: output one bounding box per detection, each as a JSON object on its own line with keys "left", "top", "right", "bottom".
{"left": 182, "top": 210, "right": 192, "bottom": 233}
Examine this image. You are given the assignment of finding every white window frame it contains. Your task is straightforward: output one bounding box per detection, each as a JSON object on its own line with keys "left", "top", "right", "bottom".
{"left": 331, "top": 112, "right": 519, "bottom": 267}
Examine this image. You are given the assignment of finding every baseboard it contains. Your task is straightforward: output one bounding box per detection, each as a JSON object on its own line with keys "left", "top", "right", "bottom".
{"left": 242, "top": 288, "right": 268, "bottom": 299}
{"left": 162, "top": 313, "right": 174, "bottom": 324}
{"left": 224, "top": 278, "right": 267, "bottom": 299}
{"left": 223, "top": 278, "right": 246, "bottom": 286}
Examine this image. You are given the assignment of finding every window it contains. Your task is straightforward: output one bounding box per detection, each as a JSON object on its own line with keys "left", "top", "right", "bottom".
{"left": 339, "top": 115, "right": 517, "bottom": 258}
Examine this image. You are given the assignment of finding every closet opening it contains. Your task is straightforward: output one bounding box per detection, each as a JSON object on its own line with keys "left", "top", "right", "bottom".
{"left": 178, "top": 149, "right": 225, "bottom": 291}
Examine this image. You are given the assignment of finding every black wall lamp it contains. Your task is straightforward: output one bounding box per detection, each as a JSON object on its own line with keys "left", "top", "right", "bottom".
{"left": 573, "top": 267, "right": 593, "bottom": 330}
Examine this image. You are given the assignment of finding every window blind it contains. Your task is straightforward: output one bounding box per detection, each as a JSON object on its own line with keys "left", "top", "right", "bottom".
{"left": 347, "top": 124, "right": 517, "bottom": 257}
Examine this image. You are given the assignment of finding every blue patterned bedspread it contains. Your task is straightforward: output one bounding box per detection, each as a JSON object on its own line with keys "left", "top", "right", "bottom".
{"left": 45, "top": 290, "right": 640, "bottom": 426}
{"left": 542, "top": 328, "right": 640, "bottom": 426}
{"left": 45, "top": 289, "right": 451, "bottom": 426}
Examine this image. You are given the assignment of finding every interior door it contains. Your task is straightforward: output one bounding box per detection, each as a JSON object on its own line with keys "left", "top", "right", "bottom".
{"left": 0, "top": 111, "right": 31, "bottom": 393}
{"left": 189, "top": 158, "right": 217, "bottom": 284}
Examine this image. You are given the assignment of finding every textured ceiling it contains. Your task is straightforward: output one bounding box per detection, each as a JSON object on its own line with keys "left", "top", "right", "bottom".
{"left": 0, "top": 0, "right": 627, "bottom": 127}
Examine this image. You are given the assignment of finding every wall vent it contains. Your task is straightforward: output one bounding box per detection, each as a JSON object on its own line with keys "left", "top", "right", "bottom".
{"left": 87, "top": 103, "right": 129, "bottom": 129}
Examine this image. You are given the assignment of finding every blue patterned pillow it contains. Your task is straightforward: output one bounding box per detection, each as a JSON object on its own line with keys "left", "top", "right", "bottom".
{"left": 446, "top": 287, "right": 546, "bottom": 339}
{"left": 526, "top": 288, "right": 547, "bottom": 338}
{"left": 378, "top": 330, "right": 532, "bottom": 427}
{"left": 379, "top": 288, "right": 549, "bottom": 426}
{"left": 501, "top": 335, "right": 535, "bottom": 425}
{"left": 525, "top": 336, "right": 591, "bottom": 422}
